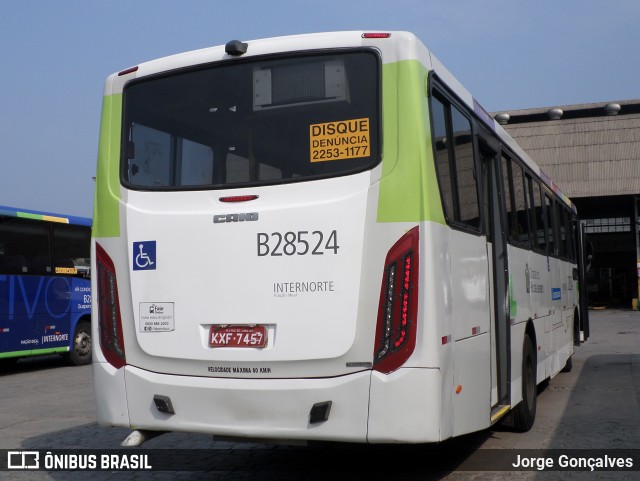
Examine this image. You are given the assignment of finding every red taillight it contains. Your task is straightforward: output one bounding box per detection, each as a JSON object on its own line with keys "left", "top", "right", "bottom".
{"left": 362, "top": 33, "right": 392, "bottom": 39}
{"left": 118, "top": 66, "right": 139, "bottom": 76}
{"left": 219, "top": 195, "right": 259, "bottom": 202}
{"left": 95, "top": 243, "right": 126, "bottom": 369}
{"left": 374, "top": 226, "right": 419, "bottom": 374}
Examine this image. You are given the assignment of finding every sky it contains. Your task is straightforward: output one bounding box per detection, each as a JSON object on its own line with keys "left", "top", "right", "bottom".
{"left": 1, "top": 0, "right": 639, "bottom": 219}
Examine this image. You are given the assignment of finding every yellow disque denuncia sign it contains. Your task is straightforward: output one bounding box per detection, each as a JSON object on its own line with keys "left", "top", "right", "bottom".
{"left": 309, "top": 118, "right": 370, "bottom": 162}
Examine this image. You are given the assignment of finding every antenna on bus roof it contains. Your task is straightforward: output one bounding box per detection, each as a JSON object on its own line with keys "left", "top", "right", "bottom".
{"left": 225, "top": 40, "right": 248, "bottom": 56}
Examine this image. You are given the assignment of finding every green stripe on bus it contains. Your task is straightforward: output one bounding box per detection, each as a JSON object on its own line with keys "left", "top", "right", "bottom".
{"left": 92, "top": 94, "right": 122, "bottom": 238}
{"left": 17, "top": 212, "right": 42, "bottom": 220}
{"left": 0, "top": 347, "right": 69, "bottom": 359}
{"left": 377, "top": 60, "right": 445, "bottom": 224}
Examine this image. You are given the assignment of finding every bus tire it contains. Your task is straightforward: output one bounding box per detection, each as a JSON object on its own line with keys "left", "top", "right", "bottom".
{"left": 0, "top": 357, "right": 19, "bottom": 369}
{"left": 561, "top": 355, "right": 573, "bottom": 373}
{"left": 67, "top": 321, "right": 92, "bottom": 366}
{"left": 513, "top": 334, "right": 537, "bottom": 432}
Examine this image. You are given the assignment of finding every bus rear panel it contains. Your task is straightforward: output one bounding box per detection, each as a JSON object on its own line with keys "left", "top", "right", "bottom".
{"left": 92, "top": 31, "right": 581, "bottom": 444}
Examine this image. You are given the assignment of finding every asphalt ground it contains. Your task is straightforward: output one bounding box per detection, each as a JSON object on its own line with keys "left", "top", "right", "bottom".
{"left": 1, "top": 309, "right": 639, "bottom": 480}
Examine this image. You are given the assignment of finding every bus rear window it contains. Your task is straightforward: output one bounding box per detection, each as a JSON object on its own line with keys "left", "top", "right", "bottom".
{"left": 121, "top": 50, "right": 380, "bottom": 190}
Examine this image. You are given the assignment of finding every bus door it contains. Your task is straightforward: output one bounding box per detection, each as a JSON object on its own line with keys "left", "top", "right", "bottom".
{"left": 478, "top": 130, "right": 511, "bottom": 415}
{"left": 576, "top": 220, "right": 591, "bottom": 342}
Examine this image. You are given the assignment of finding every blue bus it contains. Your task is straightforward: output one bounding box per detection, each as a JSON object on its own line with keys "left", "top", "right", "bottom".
{"left": 0, "top": 205, "right": 92, "bottom": 366}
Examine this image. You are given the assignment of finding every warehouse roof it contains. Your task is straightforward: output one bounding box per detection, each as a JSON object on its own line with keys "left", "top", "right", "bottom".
{"left": 493, "top": 99, "right": 640, "bottom": 198}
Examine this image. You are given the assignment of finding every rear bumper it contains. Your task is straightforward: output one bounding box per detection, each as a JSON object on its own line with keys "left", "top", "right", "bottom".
{"left": 95, "top": 363, "right": 371, "bottom": 443}
{"left": 93, "top": 363, "right": 443, "bottom": 443}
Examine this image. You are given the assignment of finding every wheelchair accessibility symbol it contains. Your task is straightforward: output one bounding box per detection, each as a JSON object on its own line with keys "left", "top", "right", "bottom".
{"left": 133, "top": 241, "right": 156, "bottom": 271}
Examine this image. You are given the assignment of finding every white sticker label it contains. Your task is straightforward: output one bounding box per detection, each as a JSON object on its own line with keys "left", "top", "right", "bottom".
{"left": 140, "top": 302, "right": 175, "bottom": 332}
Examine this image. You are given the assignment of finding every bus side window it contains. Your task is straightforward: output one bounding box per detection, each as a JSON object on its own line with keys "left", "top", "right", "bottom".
{"left": 2, "top": 255, "right": 27, "bottom": 274}
{"left": 431, "top": 94, "right": 455, "bottom": 222}
{"left": 501, "top": 154, "right": 516, "bottom": 241}
{"left": 451, "top": 106, "right": 480, "bottom": 229}
{"left": 0, "top": 218, "right": 49, "bottom": 275}
{"left": 556, "top": 202, "right": 567, "bottom": 259}
{"left": 544, "top": 193, "right": 556, "bottom": 255}
{"left": 53, "top": 224, "right": 91, "bottom": 277}
{"left": 512, "top": 160, "right": 530, "bottom": 247}
{"left": 565, "top": 210, "right": 575, "bottom": 262}
{"left": 54, "top": 258, "right": 75, "bottom": 275}
{"left": 502, "top": 153, "right": 531, "bottom": 247}
{"left": 430, "top": 91, "right": 480, "bottom": 231}
{"left": 529, "top": 177, "right": 547, "bottom": 254}
{"left": 29, "top": 256, "right": 51, "bottom": 274}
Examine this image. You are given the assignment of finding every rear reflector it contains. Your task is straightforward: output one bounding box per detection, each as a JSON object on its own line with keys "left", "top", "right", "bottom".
{"left": 309, "top": 401, "right": 332, "bottom": 424}
{"left": 373, "top": 226, "right": 419, "bottom": 374}
{"left": 153, "top": 395, "right": 175, "bottom": 415}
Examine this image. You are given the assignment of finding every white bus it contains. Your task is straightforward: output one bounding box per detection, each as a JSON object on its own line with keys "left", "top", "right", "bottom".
{"left": 92, "top": 31, "right": 589, "bottom": 445}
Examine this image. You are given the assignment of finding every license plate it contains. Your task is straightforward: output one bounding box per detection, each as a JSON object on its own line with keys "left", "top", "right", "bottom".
{"left": 209, "top": 325, "right": 267, "bottom": 348}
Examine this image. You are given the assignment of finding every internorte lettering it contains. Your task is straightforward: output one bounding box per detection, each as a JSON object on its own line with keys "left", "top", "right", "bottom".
{"left": 274, "top": 281, "right": 335, "bottom": 293}
{"left": 42, "top": 333, "right": 69, "bottom": 343}
{"left": 309, "top": 118, "right": 370, "bottom": 162}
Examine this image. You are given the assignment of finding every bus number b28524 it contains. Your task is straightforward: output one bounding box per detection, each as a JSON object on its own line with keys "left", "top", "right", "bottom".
{"left": 257, "top": 230, "right": 339, "bottom": 256}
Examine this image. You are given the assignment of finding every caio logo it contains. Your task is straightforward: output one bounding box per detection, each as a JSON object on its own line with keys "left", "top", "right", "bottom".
{"left": 213, "top": 213, "right": 259, "bottom": 224}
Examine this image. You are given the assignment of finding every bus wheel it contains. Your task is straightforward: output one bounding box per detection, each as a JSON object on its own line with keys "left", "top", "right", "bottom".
{"left": 561, "top": 355, "right": 573, "bottom": 373}
{"left": 67, "top": 321, "right": 92, "bottom": 366}
{"left": 0, "top": 357, "right": 19, "bottom": 369}
{"left": 513, "top": 334, "right": 537, "bottom": 432}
